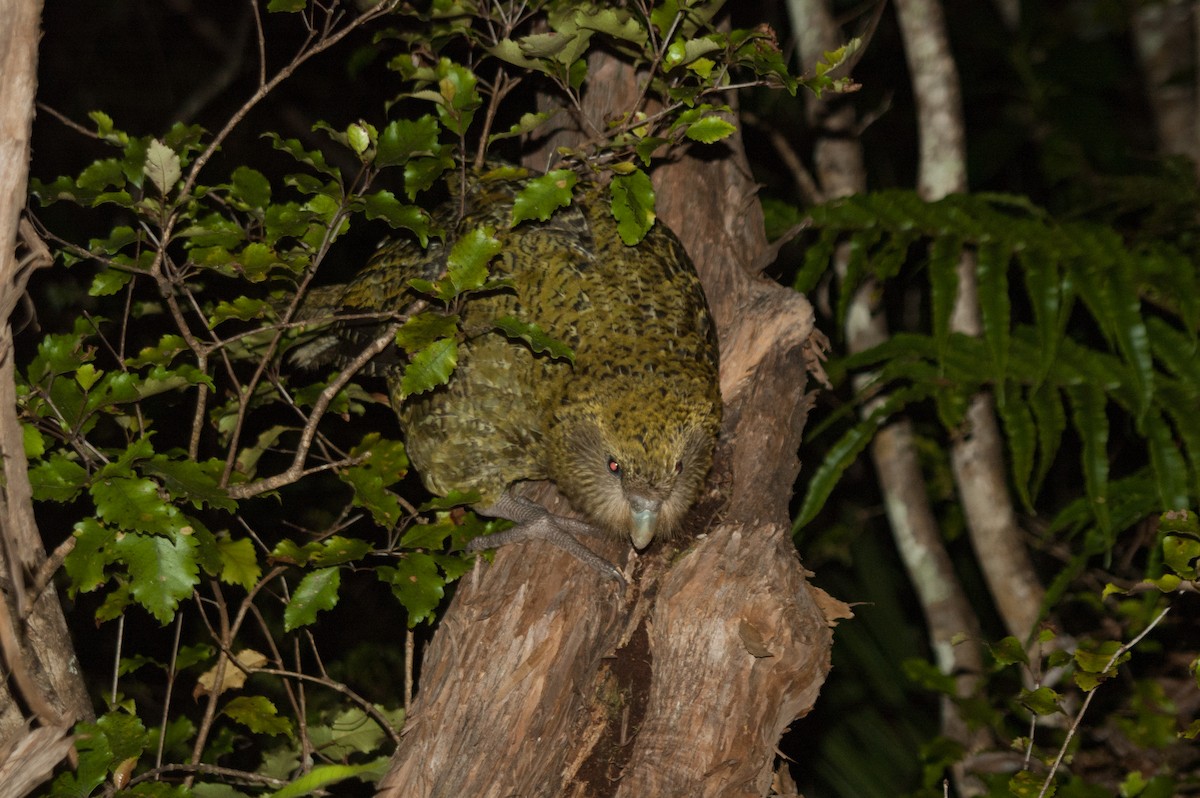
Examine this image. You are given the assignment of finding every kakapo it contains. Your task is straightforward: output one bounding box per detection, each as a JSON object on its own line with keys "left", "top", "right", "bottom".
{"left": 297, "top": 165, "right": 721, "bottom": 581}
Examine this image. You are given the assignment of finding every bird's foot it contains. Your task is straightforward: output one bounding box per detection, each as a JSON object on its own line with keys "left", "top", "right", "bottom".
{"left": 470, "top": 493, "right": 626, "bottom": 588}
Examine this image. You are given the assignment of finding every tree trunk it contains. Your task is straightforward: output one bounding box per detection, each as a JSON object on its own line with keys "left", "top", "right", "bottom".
{"left": 0, "top": 0, "right": 94, "bottom": 795}
{"left": 376, "top": 51, "right": 842, "bottom": 798}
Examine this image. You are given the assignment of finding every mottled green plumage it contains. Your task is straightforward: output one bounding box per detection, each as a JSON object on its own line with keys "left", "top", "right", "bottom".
{"left": 304, "top": 167, "right": 720, "bottom": 569}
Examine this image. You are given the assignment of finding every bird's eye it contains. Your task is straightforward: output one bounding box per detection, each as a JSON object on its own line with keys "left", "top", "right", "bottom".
{"left": 674, "top": 459, "right": 683, "bottom": 475}
{"left": 607, "top": 456, "right": 622, "bottom": 477}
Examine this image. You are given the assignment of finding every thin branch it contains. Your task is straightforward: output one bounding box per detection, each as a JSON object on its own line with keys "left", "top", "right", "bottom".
{"left": 128, "top": 762, "right": 286, "bottom": 789}
{"left": 225, "top": 320, "right": 403, "bottom": 499}
{"left": 253, "top": 667, "right": 403, "bottom": 745}
{"left": 1036, "top": 605, "right": 1172, "bottom": 798}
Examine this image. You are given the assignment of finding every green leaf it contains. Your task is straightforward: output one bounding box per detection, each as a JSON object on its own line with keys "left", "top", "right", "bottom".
{"left": 310, "top": 536, "right": 373, "bottom": 567}
{"left": 492, "top": 316, "right": 575, "bottom": 362}
{"left": 65, "top": 518, "right": 112, "bottom": 593}
{"left": 268, "top": 762, "right": 385, "bottom": 798}
{"left": 511, "top": 170, "right": 577, "bottom": 226}
{"left": 268, "top": 0, "right": 307, "bottom": 12}
{"left": 116, "top": 532, "right": 200, "bottom": 624}
{"left": 433, "top": 59, "right": 481, "bottom": 136}
{"left": 997, "top": 388, "right": 1036, "bottom": 511}
{"left": 376, "top": 115, "right": 440, "bottom": 168}
{"left": 976, "top": 241, "right": 1010, "bottom": 396}
{"left": 1143, "top": 409, "right": 1189, "bottom": 510}
{"left": 209, "top": 296, "right": 271, "bottom": 326}
{"left": 223, "top": 695, "right": 293, "bottom": 737}
{"left": 341, "top": 435, "right": 409, "bottom": 528}
{"left": 445, "top": 226, "right": 502, "bottom": 296}
{"left": 283, "top": 567, "right": 341, "bottom": 631}
{"left": 394, "top": 312, "right": 459, "bottom": 353}
{"left": 794, "top": 384, "right": 933, "bottom": 531}
{"left": 1018, "top": 686, "right": 1063, "bottom": 716}
{"left": 927, "top": 234, "right": 962, "bottom": 369}
{"left": 307, "top": 707, "right": 392, "bottom": 758}
{"left": 988, "top": 636, "right": 1029, "bottom": 667}
{"left": 91, "top": 476, "right": 187, "bottom": 537}
{"left": 22, "top": 423, "right": 45, "bottom": 458}
{"left": 346, "top": 122, "right": 371, "bottom": 156}
{"left": 1028, "top": 382, "right": 1065, "bottom": 505}
{"left": 144, "top": 138, "right": 181, "bottom": 196}
{"left": 400, "top": 337, "right": 458, "bottom": 398}
{"left": 230, "top": 165, "right": 272, "bottom": 208}
{"left": 90, "top": 266, "right": 135, "bottom": 297}
{"left": 363, "top": 191, "right": 433, "bottom": 245}
{"left": 263, "top": 133, "right": 340, "bottom": 179}
{"left": 488, "top": 111, "right": 552, "bottom": 144}
{"left": 29, "top": 453, "right": 90, "bottom": 502}
{"left": 379, "top": 552, "right": 444, "bottom": 626}
{"left": 574, "top": 6, "right": 644, "bottom": 41}
{"left": 609, "top": 169, "right": 656, "bottom": 245}
{"left": 1163, "top": 535, "right": 1200, "bottom": 577}
{"left": 1008, "top": 769, "right": 1052, "bottom": 798}
{"left": 1065, "top": 383, "right": 1111, "bottom": 536}
{"left": 144, "top": 457, "right": 235, "bottom": 511}
{"left": 683, "top": 115, "right": 736, "bottom": 144}
{"left": 217, "top": 537, "right": 261, "bottom": 591}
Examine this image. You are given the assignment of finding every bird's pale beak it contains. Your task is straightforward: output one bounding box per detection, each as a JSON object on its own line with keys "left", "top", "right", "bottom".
{"left": 628, "top": 496, "right": 662, "bottom": 550}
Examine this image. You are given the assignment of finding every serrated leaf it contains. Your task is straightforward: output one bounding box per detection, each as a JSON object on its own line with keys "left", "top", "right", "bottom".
{"left": 379, "top": 552, "right": 444, "bottom": 626}
{"left": 609, "top": 169, "right": 656, "bottom": 245}
{"left": 230, "top": 165, "right": 271, "bottom": 208}
{"left": 144, "top": 456, "right": 235, "bottom": 511}
{"left": 511, "top": 170, "right": 577, "bottom": 226}
{"left": 989, "top": 636, "right": 1029, "bottom": 667}
{"left": 575, "top": 6, "right": 644, "bottom": 42}
{"left": 144, "top": 139, "right": 181, "bottom": 196}
{"left": 1018, "top": 686, "right": 1063, "bottom": 716}
{"left": 65, "top": 518, "right": 112, "bottom": 593}
{"left": 307, "top": 707, "right": 388, "bottom": 758}
{"left": 209, "top": 296, "right": 270, "bottom": 326}
{"left": 217, "top": 537, "right": 261, "bottom": 590}
{"left": 684, "top": 115, "right": 736, "bottom": 144}
{"left": 310, "top": 536, "right": 372, "bottom": 567}
{"left": 90, "top": 267, "right": 135, "bottom": 297}
{"left": 446, "top": 227, "right": 502, "bottom": 295}
{"left": 488, "top": 38, "right": 544, "bottom": 70}
{"left": 223, "top": 695, "right": 293, "bottom": 737}
{"left": 283, "top": 567, "right": 341, "bottom": 631}
{"left": 376, "top": 115, "right": 440, "bottom": 168}
{"left": 492, "top": 316, "right": 574, "bottom": 362}
{"left": 488, "top": 111, "right": 552, "bottom": 144}
{"left": 363, "top": 191, "right": 433, "bottom": 246}
{"left": 116, "top": 532, "right": 200, "bottom": 624}
{"left": 29, "top": 454, "right": 90, "bottom": 502}
{"left": 91, "top": 476, "right": 186, "bottom": 537}
{"left": 394, "top": 312, "right": 459, "bottom": 353}
{"left": 400, "top": 337, "right": 457, "bottom": 398}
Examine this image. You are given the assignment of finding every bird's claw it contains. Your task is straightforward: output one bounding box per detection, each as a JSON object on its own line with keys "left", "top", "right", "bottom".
{"left": 470, "top": 495, "right": 627, "bottom": 589}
